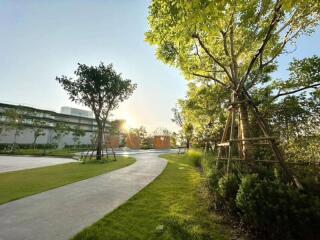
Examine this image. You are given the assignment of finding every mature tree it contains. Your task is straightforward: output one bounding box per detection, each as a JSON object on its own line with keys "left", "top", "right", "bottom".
{"left": 269, "top": 56, "right": 320, "bottom": 101}
{"left": 30, "top": 119, "right": 46, "bottom": 149}
{"left": 171, "top": 106, "right": 183, "bottom": 129}
{"left": 130, "top": 126, "right": 147, "bottom": 140}
{"left": 272, "top": 95, "right": 318, "bottom": 140}
{"left": 0, "top": 118, "right": 5, "bottom": 135}
{"left": 249, "top": 56, "right": 320, "bottom": 140}
{"left": 71, "top": 126, "right": 85, "bottom": 148}
{"left": 56, "top": 63, "right": 137, "bottom": 160}
{"left": 179, "top": 80, "right": 228, "bottom": 149}
{"left": 170, "top": 131, "right": 178, "bottom": 147}
{"left": 146, "top": 0, "right": 319, "bottom": 185}
{"left": 252, "top": 56, "right": 320, "bottom": 163}
{"left": 107, "top": 119, "right": 126, "bottom": 135}
{"left": 4, "top": 108, "right": 24, "bottom": 149}
{"left": 129, "top": 126, "right": 152, "bottom": 149}
{"left": 171, "top": 105, "right": 194, "bottom": 148}
{"left": 53, "top": 122, "right": 70, "bottom": 148}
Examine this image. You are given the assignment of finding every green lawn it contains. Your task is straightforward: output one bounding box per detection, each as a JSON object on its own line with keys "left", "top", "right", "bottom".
{"left": 0, "top": 156, "right": 135, "bottom": 204}
{"left": 72, "top": 154, "right": 237, "bottom": 240}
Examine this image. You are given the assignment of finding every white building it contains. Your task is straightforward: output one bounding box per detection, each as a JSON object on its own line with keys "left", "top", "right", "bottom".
{"left": 0, "top": 103, "right": 100, "bottom": 147}
{"left": 60, "top": 106, "right": 94, "bottom": 118}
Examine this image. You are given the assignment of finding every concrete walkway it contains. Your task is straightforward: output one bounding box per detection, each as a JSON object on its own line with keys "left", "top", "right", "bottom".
{"left": 0, "top": 155, "right": 77, "bottom": 173}
{"left": 0, "top": 152, "right": 168, "bottom": 240}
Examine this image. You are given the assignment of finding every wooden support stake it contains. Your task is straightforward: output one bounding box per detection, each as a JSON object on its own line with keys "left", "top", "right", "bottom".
{"left": 217, "top": 110, "right": 232, "bottom": 167}
{"left": 217, "top": 142, "right": 230, "bottom": 147}
{"left": 243, "top": 90, "right": 303, "bottom": 189}
{"left": 229, "top": 136, "right": 276, "bottom": 142}
{"left": 227, "top": 93, "right": 237, "bottom": 174}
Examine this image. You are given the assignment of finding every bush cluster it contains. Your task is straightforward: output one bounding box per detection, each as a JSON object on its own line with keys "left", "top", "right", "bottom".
{"left": 284, "top": 139, "right": 320, "bottom": 163}
{"left": 186, "top": 150, "right": 203, "bottom": 168}
{"left": 206, "top": 165, "right": 320, "bottom": 240}
{"left": 0, "top": 143, "right": 57, "bottom": 150}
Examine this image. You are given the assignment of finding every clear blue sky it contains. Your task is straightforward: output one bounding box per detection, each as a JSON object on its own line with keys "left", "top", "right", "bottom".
{"left": 0, "top": 1, "right": 319, "bottom": 131}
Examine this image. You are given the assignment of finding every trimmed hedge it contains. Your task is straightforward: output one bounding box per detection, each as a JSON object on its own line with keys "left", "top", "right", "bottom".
{"left": 0, "top": 143, "right": 56, "bottom": 150}
{"left": 206, "top": 165, "right": 320, "bottom": 240}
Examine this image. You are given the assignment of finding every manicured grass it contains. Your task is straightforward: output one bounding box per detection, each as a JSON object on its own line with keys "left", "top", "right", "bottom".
{"left": 0, "top": 156, "right": 135, "bottom": 204}
{"left": 72, "top": 154, "right": 236, "bottom": 240}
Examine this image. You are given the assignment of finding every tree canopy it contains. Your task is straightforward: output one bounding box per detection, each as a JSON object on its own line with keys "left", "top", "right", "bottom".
{"left": 146, "top": 0, "right": 319, "bottom": 186}
{"left": 57, "top": 63, "right": 137, "bottom": 123}
{"left": 146, "top": 0, "right": 319, "bottom": 93}
{"left": 56, "top": 62, "right": 137, "bottom": 159}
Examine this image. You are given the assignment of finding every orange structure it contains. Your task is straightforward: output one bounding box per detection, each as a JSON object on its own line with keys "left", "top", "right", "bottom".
{"left": 126, "top": 133, "right": 141, "bottom": 149}
{"left": 105, "top": 135, "right": 120, "bottom": 149}
{"left": 153, "top": 135, "right": 170, "bottom": 149}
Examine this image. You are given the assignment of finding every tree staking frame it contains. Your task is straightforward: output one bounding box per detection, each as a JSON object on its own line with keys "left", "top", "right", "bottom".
{"left": 82, "top": 133, "right": 117, "bottom": 162}
{"left": 216, "top": 92, "right": 302, "bottom": 189}
{"left": 145, "top": 0, "right": 320, "bottom": 189}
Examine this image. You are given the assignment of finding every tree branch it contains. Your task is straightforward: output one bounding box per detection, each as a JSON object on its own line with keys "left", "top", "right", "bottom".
{"left": 192, "top": 33, "right": 234, "bottom": 85}
{"left": 191, "top": 72, "right": 229, "bottom": 89}
{"left": 230, "top": 25, "right": 238, "bottom": 83}
{"left": 220, "top": 30, "right": 230, "bottom": 57}
{"left": 237, "top": 0, "right": 282, "bottom": 92}
{"left": 246, "top": 22, "right": 310, "bottom": 91}
{"left": 272, "top": 83, "right": 320, "bottom": 100}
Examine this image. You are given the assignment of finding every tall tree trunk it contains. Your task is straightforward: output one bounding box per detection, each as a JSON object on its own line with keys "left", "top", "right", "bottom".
{"left": 33, "top": 136, "right": 38, "bottom": 149}
{"left": 227, "top": 93, "right": 237, "bottom": 173}
{"left": 238, "top": 96, "right": 255, "bottom": 161}
{"left": 13, "top": 129, "right": 18, "bottom": 151}
{"left": 96, "top": 122, "right": 103, "bottom": 160}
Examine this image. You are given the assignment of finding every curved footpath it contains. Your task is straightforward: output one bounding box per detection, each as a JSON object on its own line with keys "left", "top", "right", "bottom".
{"left": 0, "top": 152, "right": 169, "bottom": 240}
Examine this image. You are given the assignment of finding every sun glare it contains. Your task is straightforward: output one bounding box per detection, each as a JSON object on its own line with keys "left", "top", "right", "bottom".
{"left": 123, "top": 115, "right": 137, "bottom": 131}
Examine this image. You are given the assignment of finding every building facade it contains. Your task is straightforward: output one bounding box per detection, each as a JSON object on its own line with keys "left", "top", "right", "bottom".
{"left": 0, "top": 103, "right": 99, "bottom": 147}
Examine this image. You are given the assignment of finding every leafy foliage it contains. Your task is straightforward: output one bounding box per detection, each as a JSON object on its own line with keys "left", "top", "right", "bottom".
{"left": 203, "top": 160, "right": 320, "bottom": 240}
{"left": 28, "top": 118, "right": 46, "bottom": 148}
{"left": 56, "top": 63, "right": 137, "bottom": 159}
{"left": 56, "top": 63, "right": 137, "bottom": 116}
{"left": 236, "top": 174, "right": 320, "bottom": 239}
{"left": 147, "top": 0, "right": 320, "bottom": 165}
{"left": 52, "top": 122, "right": 70, "bottom": 147}
{"left": 71, "top": 126, "right": 85, "bottom": 148}
{"left": 3, "top": 108, "right": 24, "bottom": 149}
{"left": 146, "top": 0, "right": 319, "bottom": 91}
{"left": 146, "top": 1, "right": 320, "bottom": 238}
{"left": 171, "top": 106, "right": 194, "bottom": 148}
{"left": 186, "top": 149, "right": 203, "bottom": 167}
{"left": 178, "top": 81, "right": 228, "bottom": 148}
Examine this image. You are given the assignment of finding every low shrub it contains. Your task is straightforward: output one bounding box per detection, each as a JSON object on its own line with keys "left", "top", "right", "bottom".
{"left": 206, "top": 169, "right": 239, "bottom": 214}
{"left": 64, "top": 144, "right": 92, "bottom": 149}
{"left": 217, "top": 174, "right": 239, "bottom": 214}
{"left": 206, "top": 168, "right": 223, "bottom": 210}
{"left": 186, "top": 150, "right": 203, "bottom": 168}
{"left": 0, "top": 143, "right": 57, "bottom": 151}
{"left": 204, "top": 158, "right": 320, "bottom": 240}
{"left": 236, "top": 174, "right": 320, "bottom": 240}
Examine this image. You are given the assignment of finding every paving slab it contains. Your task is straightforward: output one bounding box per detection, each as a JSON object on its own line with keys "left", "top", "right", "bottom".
{"left": 0, "top": 152, "right": 168, "bottom": 240}
{"left": 0, "top": 156, "right": 77, "bottom": 173}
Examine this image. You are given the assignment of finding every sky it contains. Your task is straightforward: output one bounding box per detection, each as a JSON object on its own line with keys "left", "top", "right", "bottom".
{"left": 0, "top": 1, "right": 319, "bottom": 132}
